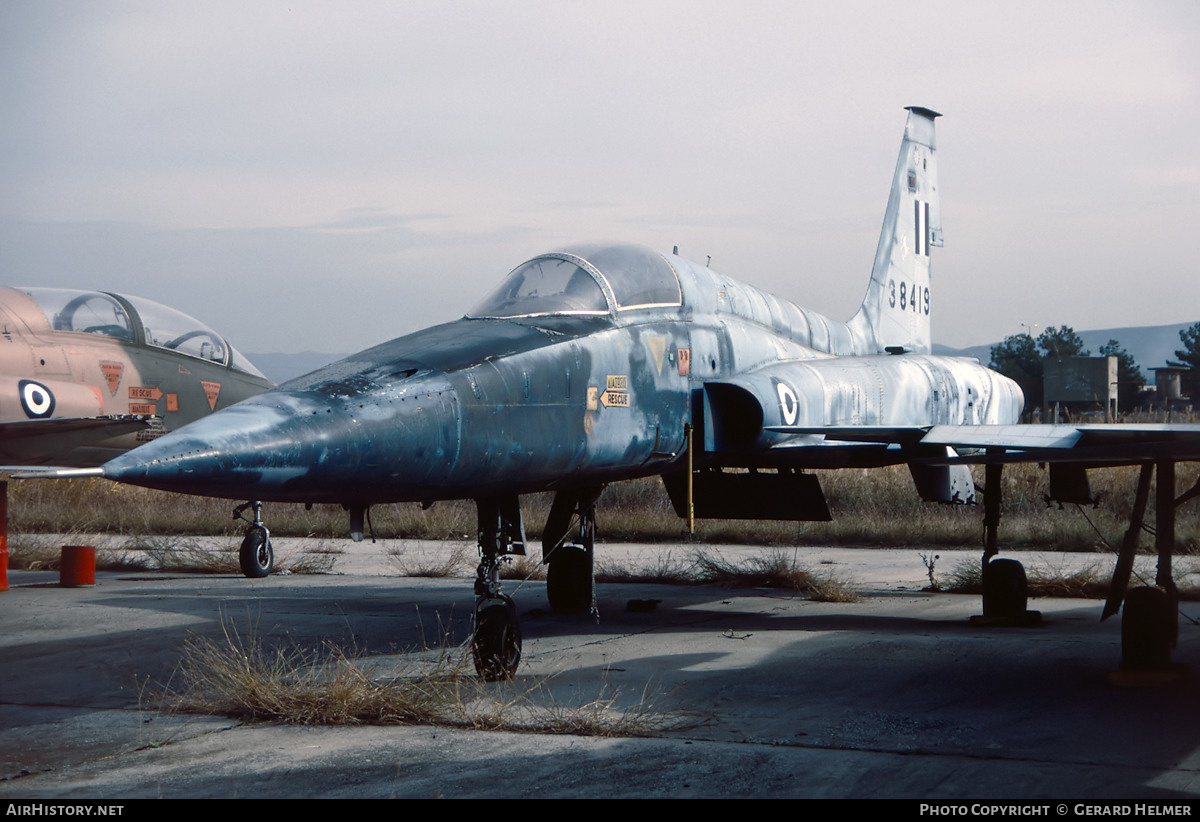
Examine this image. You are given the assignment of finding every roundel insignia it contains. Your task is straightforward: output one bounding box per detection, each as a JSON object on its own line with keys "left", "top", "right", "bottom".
{"left": 775, "top": 381, "right": 798, "bottom": 425}
{"left": 19, "top": 379, "right": 55, "bottom": 418}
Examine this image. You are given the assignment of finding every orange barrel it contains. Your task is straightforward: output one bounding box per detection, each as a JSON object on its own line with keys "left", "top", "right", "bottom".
{"left": 60, "top": 546, "right": 96, "bottom": 587}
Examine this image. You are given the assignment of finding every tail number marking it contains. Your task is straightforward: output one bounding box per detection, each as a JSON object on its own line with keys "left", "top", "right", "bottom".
{"left": 888, "top": 280, "right": 930, "bottom": 315}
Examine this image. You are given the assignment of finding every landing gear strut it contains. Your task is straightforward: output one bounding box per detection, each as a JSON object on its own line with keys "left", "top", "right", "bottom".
{"left": 1107, "top": 460, "right": 1195, "bottom": 675}
{"left": 234, "top": 500, "right": 273, "bottom": 578}
{"left": 542, "top": 487, "right": 604, "bottom": 615}
{"left": 471, "top": 497, "right": 525, "bottom": 680}
{"left": 975, "top": 455, "right": 1196, "bottom": 675}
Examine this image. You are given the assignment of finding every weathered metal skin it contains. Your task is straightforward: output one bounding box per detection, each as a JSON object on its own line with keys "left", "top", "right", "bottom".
{"left": 98, "top": 107, "right": 1024, "bottom": 510}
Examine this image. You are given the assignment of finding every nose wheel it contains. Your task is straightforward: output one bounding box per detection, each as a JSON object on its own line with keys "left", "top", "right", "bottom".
{"left": 473, "top": 596, "right": 521, "bottom": 680}
{"left": 234, "top": 501, "right": 273, "bottom": 578}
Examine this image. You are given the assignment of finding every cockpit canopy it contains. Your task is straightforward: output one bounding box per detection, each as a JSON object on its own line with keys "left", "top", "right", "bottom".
{"left": 16, "top": 287, "right": 266, "bottom": 377}
{"left": 468, "top": 243, "right": 683, "bottom": 319}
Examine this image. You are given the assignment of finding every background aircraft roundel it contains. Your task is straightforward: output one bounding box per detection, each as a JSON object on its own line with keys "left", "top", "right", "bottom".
{"left": 1, "top": 286, "right": 272, "bottom": 468}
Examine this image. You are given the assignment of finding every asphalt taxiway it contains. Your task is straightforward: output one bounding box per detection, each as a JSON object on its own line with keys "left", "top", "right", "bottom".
{"left": 2, "top": 539, "right": 1198, "bottom": 799}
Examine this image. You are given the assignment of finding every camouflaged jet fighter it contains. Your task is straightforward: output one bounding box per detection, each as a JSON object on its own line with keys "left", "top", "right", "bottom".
{"left": 37, "top": 107, "right": 1200, "bottom": 679}
{"left": 1, "top": 286, "right": 271, "bottom": 467}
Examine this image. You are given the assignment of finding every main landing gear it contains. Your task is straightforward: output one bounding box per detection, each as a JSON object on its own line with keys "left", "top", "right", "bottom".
{"left": 975, "top": 457, "right": 1199, "bottom": 676}
{"left": 973, "top": 461, "right": 1039, "bottom": 626}
{"left": 542, "top": 487, "right": 604, "bottom": 616}
{"left": 234, "top": 500, "right": 273, "bottom": 578}
{"left": 469, "top": 488, "right": 605, "bottom": 680}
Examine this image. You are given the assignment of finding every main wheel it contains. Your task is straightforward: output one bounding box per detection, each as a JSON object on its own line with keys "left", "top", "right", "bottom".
{"left": 239, "top": 526, "right": 273, "bottom": 578}
{"left": 546, "top": 544, "right": 593, "bottom": 614}
{"left": 1121, "top": 586, "right": 1173, "bottom": 671}
{"left": 982, "top": 558, "right": 1026, "bottom": 618}
{"left": 473, "top": 601, "right": 521, "bottom": 681}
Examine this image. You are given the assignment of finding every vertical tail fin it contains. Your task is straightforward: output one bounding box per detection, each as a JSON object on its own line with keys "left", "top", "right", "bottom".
{"left": 848, "top": 106, "right": 942, "bottom": 355}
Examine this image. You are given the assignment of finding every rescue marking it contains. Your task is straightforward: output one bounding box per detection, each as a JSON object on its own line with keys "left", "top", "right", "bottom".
{"left": 19, "top": 379, "right": 55, "bottom": 418}
{"left": 129, "top": 386, "right": 164, "bottom": 401}
{"left": 601, "top": 391, "right": 629, "bottom": 408}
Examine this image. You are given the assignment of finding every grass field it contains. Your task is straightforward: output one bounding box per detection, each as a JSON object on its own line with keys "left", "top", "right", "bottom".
{"left": 8, "top": 462, "right": 1198, "bottom": 554}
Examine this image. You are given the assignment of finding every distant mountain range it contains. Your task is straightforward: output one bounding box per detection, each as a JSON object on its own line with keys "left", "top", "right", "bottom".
{"left": 246, "top": 322, "right": 1197, "bottom": 386}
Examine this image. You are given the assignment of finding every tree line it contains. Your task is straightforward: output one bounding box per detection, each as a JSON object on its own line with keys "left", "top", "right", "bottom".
{"left": 988, "top": 322, "right": 1200, "bottom": 413}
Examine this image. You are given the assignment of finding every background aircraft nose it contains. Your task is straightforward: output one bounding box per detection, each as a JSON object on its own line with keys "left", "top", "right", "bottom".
{"left": 101, "top": 377, "right": 461, "bottom": 502}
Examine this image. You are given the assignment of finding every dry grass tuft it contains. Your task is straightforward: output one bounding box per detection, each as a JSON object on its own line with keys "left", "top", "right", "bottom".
{"left": 943, "top": 556, "right": 1200, "bottom": 601}
{"left": 7, "top": 534, "right": 335, "bottom": 575}
{"left": 131, "top": 537, "right": 242, "bottom": 574}
{"left": 596, "top": 547, "right": 862, "bottom": 602}
{"left": 7, "top": 534, "right": 153, "bottom": 573}
{"left": 171, "top": 623, "right": 463, "bottom": 725}
{"left": 693, "top": 547, "right": 813, "bottom": 590}
{"left": 164, "top": 620, "right": 688, "bottom": 736}
{"left": 498, "top": 553, "right": 547, "bottom": 581}
{"left": 387, "top": 542, "right": 471, "bottom": 578}
{"left": 944, "top": 559, "right": 983, "bottom": 594}
{"left": 1026, "top": 561, "right": 1109, "bottom": 599}
{"left": 127, "top": 537, "right": 336, "bottom": 575}
{"left": 595, "top": 551, "right": 696, "bottom": 586}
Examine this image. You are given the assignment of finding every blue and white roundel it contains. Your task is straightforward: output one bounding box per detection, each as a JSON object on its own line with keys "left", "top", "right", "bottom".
{"left": 19, "top": 379, "right": 55, "bottom": 418}
{"left": 776, "top": 381, "right": 798, "bottom": 425}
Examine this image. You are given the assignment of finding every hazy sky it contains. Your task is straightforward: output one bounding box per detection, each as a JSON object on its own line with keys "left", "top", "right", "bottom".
{"left": 2, "top": 1, "right": 1197, "bottom": 356}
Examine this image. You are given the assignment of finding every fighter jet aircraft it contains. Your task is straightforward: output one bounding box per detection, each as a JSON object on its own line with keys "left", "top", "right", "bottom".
{"left": 1, "top": 286, "right": 272, "bottom": 467}
{"left": 33, "top": 107, "right": 1200, "bottom": 678}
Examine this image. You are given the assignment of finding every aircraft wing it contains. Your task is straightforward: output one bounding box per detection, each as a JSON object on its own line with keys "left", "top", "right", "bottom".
{"left": 0, "top": 415, "right": 154, "bottom": 468}
{"left": 766, "top": 423, "right": 1200, "bottom": 465}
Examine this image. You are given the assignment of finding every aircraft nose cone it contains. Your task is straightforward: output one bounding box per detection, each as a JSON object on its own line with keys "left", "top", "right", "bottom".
{"left": 101, "top": 378, "right": 461, "bottom": 502}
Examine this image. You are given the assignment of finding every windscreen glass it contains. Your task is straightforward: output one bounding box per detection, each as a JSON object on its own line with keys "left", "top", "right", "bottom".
{"left": 21, "top": 288, "right": 134, "bottom": 341}
{"left": 123, "top": 295, "right": 229, "bottom": 365}
{"left": 469, "top": 256, "right": 609, "bottom": 317}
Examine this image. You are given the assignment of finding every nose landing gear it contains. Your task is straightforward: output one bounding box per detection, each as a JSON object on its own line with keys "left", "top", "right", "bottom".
{"left": 472, "top": 497, "right": 526, "bottom": 680}
{"left": 234, "top": 500, "right": 273, "bottom": 578}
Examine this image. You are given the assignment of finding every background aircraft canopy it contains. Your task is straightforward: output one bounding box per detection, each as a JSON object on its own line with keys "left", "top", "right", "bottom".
{"left": 18, "top": 286, "right": 266, "bottom": 378}
{"left": 469, "top": 243, "right": 682, "bottom": 319}
{"left": 39, "top": 289, "right": 135, "bottom": 341}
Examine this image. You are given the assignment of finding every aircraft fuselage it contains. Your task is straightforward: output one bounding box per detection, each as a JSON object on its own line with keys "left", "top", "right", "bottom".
{"left": 98, "top": 249, "right": 1022, "bottom": 505}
